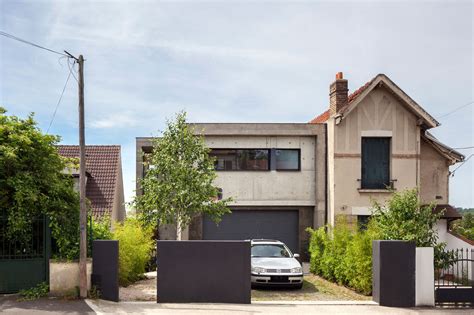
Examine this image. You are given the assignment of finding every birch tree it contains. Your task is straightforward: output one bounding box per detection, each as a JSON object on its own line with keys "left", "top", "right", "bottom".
{"left": 134, "top": 111, "right": 231, "bottom": 240}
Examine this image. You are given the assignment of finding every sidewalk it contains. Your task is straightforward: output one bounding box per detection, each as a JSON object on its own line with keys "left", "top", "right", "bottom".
{"left": 85, "top": 299, "right": 474, "bottom": 315}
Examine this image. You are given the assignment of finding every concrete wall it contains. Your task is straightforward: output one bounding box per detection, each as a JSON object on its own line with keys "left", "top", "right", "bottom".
{"left": 420, "top": 139, "right": 449, "bottom": 204}
{"left": 49, "top": 260, "right": 92, "bottom": 296}
{"left": 329, "top": 85, "right": 422, "bottom": 222}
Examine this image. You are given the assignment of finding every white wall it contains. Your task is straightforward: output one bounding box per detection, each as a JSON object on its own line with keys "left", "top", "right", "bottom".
{"left": 416, "top": 247, "right": 434, "bottom": 306}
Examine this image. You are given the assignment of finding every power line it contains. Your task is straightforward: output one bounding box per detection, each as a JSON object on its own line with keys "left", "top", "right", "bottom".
{"left": 437, "top": 101, "right": 474, "bottom": 119}
{"left": 0, "top": 30, "right": 68, "bottom": 57}
{"left": 46, "top": 62, "right": 74, "bottom": 133}
{"left": 453, "top": 146, "right": 474, "bottom": 150}
{"left": 451, "top": 154, "right": 473, "bottom": 177}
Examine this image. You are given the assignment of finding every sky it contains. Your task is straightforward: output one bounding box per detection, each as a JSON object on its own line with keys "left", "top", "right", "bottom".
{"left": 0, "top": 0, "right": 473, "bottom": 208}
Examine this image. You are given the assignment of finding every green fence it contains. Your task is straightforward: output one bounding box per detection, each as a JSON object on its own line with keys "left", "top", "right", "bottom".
{"left": 0, "top": 212, "right": 50, "bottom": 293}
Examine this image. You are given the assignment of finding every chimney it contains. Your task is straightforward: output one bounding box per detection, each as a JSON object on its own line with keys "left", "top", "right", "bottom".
{"left": 329, "top": 72, "right": 348, "bottom": 116}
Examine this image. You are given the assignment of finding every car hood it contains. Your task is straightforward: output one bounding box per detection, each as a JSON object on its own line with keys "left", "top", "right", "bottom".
{"left": 251, "top": 257, "right": 301, "bottom": 269}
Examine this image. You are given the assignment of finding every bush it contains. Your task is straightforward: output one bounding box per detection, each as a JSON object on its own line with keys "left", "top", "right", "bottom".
{"left": 18, "top": 282, "right": 49, "bottom": 301}
{"left": 307, "top": 217, "right": 379, "bottom": 295}
{"left": 113, "top": 217, "right": 154, "bottom": 286}
{"left": 451, "top": 213, "right": 474, "bottom": 241}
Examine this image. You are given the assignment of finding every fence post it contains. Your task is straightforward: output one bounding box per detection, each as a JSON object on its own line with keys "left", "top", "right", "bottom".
{"left": 415, "top": 247, "right": 434, "bottom": 306}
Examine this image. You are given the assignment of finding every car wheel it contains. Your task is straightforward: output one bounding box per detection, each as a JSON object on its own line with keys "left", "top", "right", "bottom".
{"left": 294, "top": 283, "right": 303, "bottom": 290}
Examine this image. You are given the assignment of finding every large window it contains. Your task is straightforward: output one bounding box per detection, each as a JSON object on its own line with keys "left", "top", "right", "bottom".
{"left": 361, "top": 137, "right": 390, "bottom": 189}
{"left": 211, "top": 149, "right": 270, "bottom": 171}
{"left": 275, "top": 149, "right": 300, "bottom": 171}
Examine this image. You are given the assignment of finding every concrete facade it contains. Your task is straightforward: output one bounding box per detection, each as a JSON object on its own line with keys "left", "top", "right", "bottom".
{"left": 136, "top": 124, "right": 326, "bottom": 259}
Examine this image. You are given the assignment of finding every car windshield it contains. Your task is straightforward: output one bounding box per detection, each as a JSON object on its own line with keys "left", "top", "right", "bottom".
{"left": 251, "top": 244, "right": 292, "bottom": 258}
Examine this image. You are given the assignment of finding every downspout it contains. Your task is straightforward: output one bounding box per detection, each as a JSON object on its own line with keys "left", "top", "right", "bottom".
{"left": 324, "top": 123, "right": 328, "bottom": 226}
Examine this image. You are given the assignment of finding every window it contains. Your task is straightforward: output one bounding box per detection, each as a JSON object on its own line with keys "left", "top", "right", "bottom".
{"left": 357, "top": 215, "right": 371, "bottom": 231}
{"left": 275, "top": 149, "right": 300, "bottom": 171}
{"left": 211, "top": 149, "right": 270, "bottom": 171}
{"left": 361, "top": 137, "right": 390, "bottom": 189}
{"left": 251, "top": 244, "right": 292, "bottom": 258}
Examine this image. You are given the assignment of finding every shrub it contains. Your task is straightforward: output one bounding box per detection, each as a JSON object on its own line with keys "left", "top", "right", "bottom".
{"left": 451, "top": 213, "right": 474, "bottom": 241}
{"left": 113, "top": 217, "right": 154, "bottom": 286}
{"left": 307, "top": 217, "right": 379, "bottom": 295}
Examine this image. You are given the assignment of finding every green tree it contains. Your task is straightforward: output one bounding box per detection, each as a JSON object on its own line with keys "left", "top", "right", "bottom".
{"left": 0, "top": 107, "right": 80, "bottom": 259}
{"left": 371, "top": 188, "right": 449, "bottom": 267}
{"left": 133, "top": 111, "right": 231, "bottom": 239}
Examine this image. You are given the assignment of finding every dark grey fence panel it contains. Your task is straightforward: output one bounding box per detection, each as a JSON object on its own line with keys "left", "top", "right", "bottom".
{"left": 372, "top": 240, "right": 416, "bottom": 307}
{"left": 92, "top": 240, "right": 119, "bottom": 302}
{"left": 157, "top": 240, "right": 251, "bottom": 304}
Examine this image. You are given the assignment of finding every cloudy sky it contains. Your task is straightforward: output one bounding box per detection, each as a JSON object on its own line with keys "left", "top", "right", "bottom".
{"left": 1, "top": 0, "right": 473, "bottom": 208}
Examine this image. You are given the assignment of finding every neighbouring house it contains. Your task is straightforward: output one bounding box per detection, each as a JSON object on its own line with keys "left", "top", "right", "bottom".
{"left": 58, "top": 145, "right": 126, "bottom": 222}
{"left": 136, "top": 72, "right": 468, "bottom": 259}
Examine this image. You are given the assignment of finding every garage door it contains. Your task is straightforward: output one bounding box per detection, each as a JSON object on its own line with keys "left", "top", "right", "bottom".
{"left": 202, "top": 210, "right": 299, "bottom": 253}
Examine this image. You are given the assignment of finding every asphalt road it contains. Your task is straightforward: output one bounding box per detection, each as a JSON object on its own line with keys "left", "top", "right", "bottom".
{"left": 0, "top": 295, "right": 95, "bottom": 315}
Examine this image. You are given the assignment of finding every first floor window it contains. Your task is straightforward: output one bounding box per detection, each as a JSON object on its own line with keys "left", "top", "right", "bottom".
{"left": 275, "top": 149, "right": 300, "bottom": 171}
{"left": 211, "top": 149, "right": 270, "bottom": 171}
{"left": 361, "top": 137, "right": 390, "bottom": 189}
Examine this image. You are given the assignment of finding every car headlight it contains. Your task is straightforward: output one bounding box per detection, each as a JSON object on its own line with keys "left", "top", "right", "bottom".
{"left": 252, "top": 266, "right": 266, "bottom": 274}
{"left": 291, "top": 267, "right": 302, "bottom": 274}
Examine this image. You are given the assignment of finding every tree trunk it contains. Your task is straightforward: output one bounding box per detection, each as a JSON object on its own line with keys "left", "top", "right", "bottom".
{"left": 176, "top": 218, "right": 182, "bottom": 241}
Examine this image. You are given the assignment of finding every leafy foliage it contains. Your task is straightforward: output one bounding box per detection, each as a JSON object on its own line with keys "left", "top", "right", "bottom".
{"left": 133, "top": 111, "right": 232, "bottom": 238}
{"left": 371, "top": 188, "right": 449, "bottom": 268}
{"left": 451, "top": 213, "right": 474, "bottom": 240}
{"left": 113, "top": 217, "right": 154, "bottom": 286}
{"left": 307, "top": 217, "right": 379, "bottom": 295}
{"left": 0, "top": 107, "right": 80, "bottom": 260}
{"left": 307, "top": 189, "right": 449, "bottom": 295}
{"left": 18, "top": 282, "right": 49, "bottom": 301}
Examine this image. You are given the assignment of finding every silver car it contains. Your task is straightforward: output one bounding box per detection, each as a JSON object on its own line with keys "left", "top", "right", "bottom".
{"left": 250, "top": 239, "right": 303, "bottom": 289}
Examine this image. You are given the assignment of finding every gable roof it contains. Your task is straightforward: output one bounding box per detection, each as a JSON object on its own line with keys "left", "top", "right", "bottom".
{"left": 422, "top": 131, "right": 464, "bottom": 164}
{"left": 57, "top": 145, "right": 121, "bottom": 218}
{"left": 310, "top": 74, "right": 440, "bottom": 129}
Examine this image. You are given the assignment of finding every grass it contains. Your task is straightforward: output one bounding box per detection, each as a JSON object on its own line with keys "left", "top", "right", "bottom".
{"left": 251, "top": 274, "right": 372, "bottom": 301}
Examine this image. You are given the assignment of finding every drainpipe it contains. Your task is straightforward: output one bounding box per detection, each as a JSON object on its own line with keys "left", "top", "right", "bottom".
{"left": 324, "top": 123, "right": 328, "bottom": 226}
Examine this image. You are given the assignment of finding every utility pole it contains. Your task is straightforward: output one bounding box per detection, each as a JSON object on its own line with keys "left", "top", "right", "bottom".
{"left": 77, "top": 54, "right": 87, "bottom": 299}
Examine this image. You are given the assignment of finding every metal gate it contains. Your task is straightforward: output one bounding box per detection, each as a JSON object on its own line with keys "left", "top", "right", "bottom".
{"left": 435, "top": 248, "right": 474, "bottom": 304}
{"left": 0, "top": 212, "right": 50, "bottom": 293}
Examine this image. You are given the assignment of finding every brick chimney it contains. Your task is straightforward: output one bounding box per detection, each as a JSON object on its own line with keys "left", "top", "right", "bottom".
{"left": 329, "top": 72, "right": 348, "bottom": 116}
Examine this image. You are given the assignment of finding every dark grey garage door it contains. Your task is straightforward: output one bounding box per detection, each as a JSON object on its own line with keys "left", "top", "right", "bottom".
{"left": 203, "top": 210, "right": 299, "bottom": 253}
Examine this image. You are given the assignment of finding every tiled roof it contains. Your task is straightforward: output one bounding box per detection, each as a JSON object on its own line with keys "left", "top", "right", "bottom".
{"left": 57, "top": 145, "right": 121, "bottom": 218}
{"left": 309, "top": 109, "right": 330, "bottom": 124}
{"left": 430, "top": 204, "right": 462, "bottom": 220}
{"left": 309, "top": 76, "right": 376, "bottom": 124}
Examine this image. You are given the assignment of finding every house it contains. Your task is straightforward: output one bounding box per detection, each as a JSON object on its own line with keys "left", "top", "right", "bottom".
{"left": 58, "top": 145, "right": 126, "bottom": 222}
{"left": 310, "top": 73, "right": 464, "bottom": 227}
{"left": 136, "top": 72, "right": 466, "bottom": 259}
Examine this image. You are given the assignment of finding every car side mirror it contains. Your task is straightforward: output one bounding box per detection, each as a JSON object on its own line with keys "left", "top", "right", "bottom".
{"left": 293, "top": 253, "right": 300, "bottom": 258}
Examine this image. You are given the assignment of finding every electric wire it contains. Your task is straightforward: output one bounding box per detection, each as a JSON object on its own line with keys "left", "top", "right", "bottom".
{"left": 46, "top": 61, "right": 74, "bottom": 133}
{"left": 437, "top": 101, "right": 474, "bottom": 119}
{"left": 450, "top": 154, "right": 473, "bottom": 177}
{"left": 0, "top": 30, "right": 68, "bottom": 57}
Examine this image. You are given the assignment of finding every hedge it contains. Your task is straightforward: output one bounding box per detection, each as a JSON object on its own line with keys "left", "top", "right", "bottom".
{"left": 307, "top": 217, "right": 379, "bottom": 295}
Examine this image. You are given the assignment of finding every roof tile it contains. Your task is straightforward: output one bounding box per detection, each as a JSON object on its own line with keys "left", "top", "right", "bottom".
{"left": 57, "top": 145, "right": 121, "bottom": 218}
